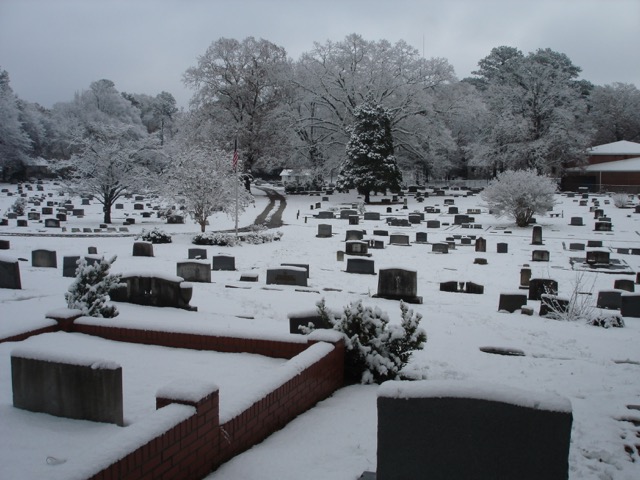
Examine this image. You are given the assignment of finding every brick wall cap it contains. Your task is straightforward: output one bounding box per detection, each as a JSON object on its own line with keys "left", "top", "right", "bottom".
{"left": 156, "top": 378, "right": 219, "bottom": 403}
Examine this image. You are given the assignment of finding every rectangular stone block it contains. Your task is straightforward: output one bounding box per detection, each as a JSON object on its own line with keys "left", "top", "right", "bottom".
{"left": 12, "top": 350, "right": 123, "bottom": 426}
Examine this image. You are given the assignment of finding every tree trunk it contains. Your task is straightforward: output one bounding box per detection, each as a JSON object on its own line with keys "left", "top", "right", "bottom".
{"left": 200, "top": 221, "right": 206, "bottom": 233}
{"left": 103, "top": 204, "right": 112, "bottom": 224}
{"left": 364, "top": 191, "right": 371, "bottom": 204}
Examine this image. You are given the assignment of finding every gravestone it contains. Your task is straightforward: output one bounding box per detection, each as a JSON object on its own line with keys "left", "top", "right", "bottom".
{"left": 498, "top": 293, "right": 528, "bottom": 312}
{"left": 345, "top": 240, "right": 369, "bottom": 256}
{"left": 56, "top": 213, "right": 67, "bottom": 221}
{"left": 82, "top": 198, "right": 91, "bottom": 205}
{"left": 266, "top": 266, "right": 307, "bottom": 287}
{"left": 569, "top": 243, "right": 585, "bottom": 251}
{"left": 336, "top": 250, "right": 345, "bottom": 262}
{"left": 32, "top": 249, "right": 57, "bottom": 268}
{"left": 448, "top": 206, "right": 459, "bottom": 214}
{"left": 375, "top": 380, "right": 572, "bottom": 480}
{"left": 346, "top": 258, "right": 376, "bottom": 275}
{"left": 282, "top": 263, "right": 310, "bottom": 278}
{"left": 474, "top": 258, "right": 487, "bottom": 265}
{"left": 389, "top": 234, "right": 410, "bottom": 246}
{"left": 0, "top": 240, "right": 9, "bottom": 249}
{"left": 453, "top": 214, "right": 471, "bottom": 225}
{"left": 570, "top": 217, "right": 583, "bottom": 226}
{"left": 375, "top": 268, "right": 422, "bottom": 303}
{"left": 532, "top": 250, "right": 550, "bottom": 262}
{"left": 345, "top": 230, "right": 365, "bottom": 241}
{"left": 115, "top": 203, "right": 124, "bottom": 209}
{"left": 621, "top": 293, "right": 640, "bottom": 317}
{"left": 133, "top": 203, "right": 144, "bottom": 210}
{"left": 41, "top": 207, "right": 53, "bottom": 215}
{"left": 0, "top": 257, "right": 21, "bottom": 289}
{"left": 415, "top": 232, "right": 428, "bottom": 244}
{"left": 595, "top": 221, "right": 612, "bottom": 231}
{"left": 474, "top": 237, "right": 486, "bottom": 252}
{"left": 363, "top": 212, "right": 380, "bottom": 221}
{"left": 62, "top": 256, "right": 81, "bottom": 277}
{"left": 11, "top": 351, "right": 124, "bottom": 426}
{"left": 586, "top": 250, "right": 610, "bottom": 265}
{"left": 212, "top": 255, "right": 236, "bottom": 271}
{"left": 597, "top": 290, "right": 622, "bottom": 310}
{"left": 496, "top": 242, "right": 508, "bottom": 253}
{"left": 593, "top": 208, "right": 604, "bottom": 219}
{"left": 132, "top": 242, "right": 154, "bottom": 257}
{"left": 465, "top": 282, "right": 484, "bottom": 294}
{"left": 177, "top": 260, "right": 211, "bottom": 283}
{"left": 340, "top": 209, "right": 357, "bottom": 220}
{"left": 72, "top": 209, "right": 84, "bottom": 217}
{"left": 110, "top": 274, "right": 196, "bottom": 311}
{"left": 239, "top": 273, "right": 259, "bottom": 282}
{"left": 440, "top": 281, "right": 460, "bottom": 293}
{"left": 167, "top": 215, "right": 185, "bottom": 224}
{"left": 426, "top": 220, "right": 440, "bottom": 228}
{"left": 188, "top": 248, "right": 207, "bottom": 260}
{"left": 520, "top": 268, "right": 532, "bottom": 288}
{"left": 460, "top": 237, "right": 472, "bottom": 246}
{"left": 288, "top": 311, "right": 333, "bottom": 334}
{"left": 529, "top": 278, "right": 558, "bottom": 300}
{"left": 44, "top": 218, "right": 60, "bottom": 228}
{"left": 373, "top": 229, "right": 389, "bottom": 236}
{"left": 349, "top": 215, "right": 360, "bottom": 225}
{"left": 27, "top": 211, "right": 40, "bottom": 221}
{"left": 317, "top": 224, "right": 332, "bottom": 238}
{"left": 17, "top": 219, "right": 28, "bottom": 227}
{"left": 614, "top": 279, "right": 635, "bottom": 292}
{"left": 408, "top": 213, "right": 422, "bottom": 224}
{"left": 432, "top": 242, "right": 449, "bottom": 254}
{"left": 316, "top": 210, "right": 334, "bottom": 219}
{"left": 587, "top": 240, "right": 603, "bottom": 248}
{"left": 531, "top": 225, "right": 543, "bottom": 245}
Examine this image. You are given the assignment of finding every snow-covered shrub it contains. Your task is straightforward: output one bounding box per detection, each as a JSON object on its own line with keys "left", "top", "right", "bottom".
{"left": 11, "top": 197, "right": 27, "bottom": 215}
{"left": 192, "top": 232, "right": 241, "bottom": 247}
{"left": 65, "top": 256, "right": 122, "bottom": 318}
{"left": 192, "top": 227, "right": 283, "bottom": 246}
{"left": 481, "top": 169, "right": 558, "bottom": 227}
{"left": 611, "top": 193, "right": 632, "bottom": 208}
{"left": 307, "top": 298, "right": 427, "bottom": 384}
{"left": 243, "top": 225, "right": 283, "bottom": 244}
{"left": 587, "top": 313, "right": 624, "bottom": 328}
{"left": 139, "top": 227, "right": 172, "bottom": 244}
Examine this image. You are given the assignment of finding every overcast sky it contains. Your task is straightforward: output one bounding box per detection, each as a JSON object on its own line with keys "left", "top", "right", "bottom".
{"left": 1, "top": 0, "right": 638, "bottom": 109}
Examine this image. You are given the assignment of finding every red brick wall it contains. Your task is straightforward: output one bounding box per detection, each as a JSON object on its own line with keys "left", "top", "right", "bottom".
{"left": 11, "top": 316, "right": 345, "bottom": 479}
{"left": 86, "top": 336, "right": 344, "bottom": 480}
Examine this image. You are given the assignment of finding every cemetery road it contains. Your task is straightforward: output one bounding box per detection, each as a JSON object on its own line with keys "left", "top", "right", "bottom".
{"left": 252, "top": 187, "right": 286, "bottom": 229}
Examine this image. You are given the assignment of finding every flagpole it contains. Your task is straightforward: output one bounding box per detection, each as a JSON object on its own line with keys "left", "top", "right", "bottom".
{"left": 234, "top": 139, "right": 239, "bottom": 237}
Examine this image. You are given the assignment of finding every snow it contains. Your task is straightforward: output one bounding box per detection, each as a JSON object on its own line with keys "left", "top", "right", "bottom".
{"left": 45, "top": 307, "right": 83, "bottom": 319}
{"left": 11, "top": 346, "right": 121, "bottom": 370}
{"left": 378, "top": 379, "right": 572, "bottom": 412}
{"left": 588, "top": 140, "right": 640, "bottom": 156}
{"left": 156, "top": 378, "right": 219, "bottom": 403}
{"left": 1, "top": 181, "right": 640, "bottom": 479}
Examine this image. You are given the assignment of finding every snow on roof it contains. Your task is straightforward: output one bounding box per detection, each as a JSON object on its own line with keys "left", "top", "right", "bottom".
{"left": 378, "top": 380, "right": 572, "bottom": 413}
{"left": 588, "top": 140, "right": 640, "bottom": 156}
{"left": 280, "top": 169, "right": 294, "bottom": 176}
{"left": 570, "top": 156, "right": 640, "bottom": 172}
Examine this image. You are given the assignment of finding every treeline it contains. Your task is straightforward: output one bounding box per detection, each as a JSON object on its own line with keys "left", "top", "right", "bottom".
{"left": 1, "top": 34, "right": 640, "bottom": 182}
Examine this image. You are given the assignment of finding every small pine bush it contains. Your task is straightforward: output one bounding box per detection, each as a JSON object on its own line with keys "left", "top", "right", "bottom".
{"left": 11, "top": 197, "right": 27, "bottom": 216}
{"left": 310, "top": 299, "right": 427, "bottom": 384}
{"left": 139, "top": 227, "right": 172, "bottom": 244}
{"left": 65, "top": 256, "right": 122, "bottom": 318}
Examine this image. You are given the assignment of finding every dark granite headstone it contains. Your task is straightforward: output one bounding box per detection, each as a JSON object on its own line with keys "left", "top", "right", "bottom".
{"left": 266, "top": 267, "right": 307, "bottom": 286}
{"left": 32, "top": 249, "right": 57, "bottom": 268}
{"left": 497, "top": 242, "right": 509, "bottom": 253}
{"left": 376, "top": 381, "right": 572, "bottom": 480}
{"left": 346, "top": 258, "right": 376, "bottom": 275}
{"left": 212, "top": 255, "right": 236, "bottom": 271}
{"left": 532, "top": 250, "right": 550, "bottom": 262}
{"left": 498, "top": 293, "right": 528, "bottom": 312}
{"left": 432, "top": 242, "right": 449, "bottom": 254}
{"left": 529, "top": 278, "right": 558, "bottom": 300}
{"left": 375, "top": 268, "right": 421, "bottom": 303}
{"left": 188, "top": 248, "right": 207, "bottom": 260}
{"left": 531, "top": 225, "right": 543, "bottom": 245}
{"left": 474, "top": 237, "right": 486, "bottom": 252}
{"left": 614, "top": 279, "right": 635, "bottom": 292}
{"left": 621, "top": 293, "right": 640, "bottom": 317}
{"left": 597, "top": 290, "right": 622, "bottom": 310}
{"left": 0, "top": 240, "right": 10, "bottom": 250}
{"left": 177, "top": 260, "right": 211, "bottom": 283}
{"left": 132, "top": 242, "right": 154, "bottom": 257}
{"left": 62, "top": 256, "right": 81, "bottom": 277}
{"left": 0, "top": 258, "right": 21, "bottom": 289}
{"left": 345, "top": 230, "right": 365, "bottom": 241}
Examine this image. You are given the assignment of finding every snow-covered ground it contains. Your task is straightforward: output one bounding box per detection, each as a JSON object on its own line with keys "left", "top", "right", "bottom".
{"left": 0, "top": 181, "right": 639, "bottom": 479}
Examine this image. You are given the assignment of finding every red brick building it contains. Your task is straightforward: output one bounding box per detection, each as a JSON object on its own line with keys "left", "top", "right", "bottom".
{"left": 562, "top": 140, "right": 640, "bottom": 193}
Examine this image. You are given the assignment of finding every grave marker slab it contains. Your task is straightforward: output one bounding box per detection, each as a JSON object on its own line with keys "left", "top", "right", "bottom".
{"left": 346, "top": 258, "right": 376, "bottom": 275}
{"left": 177, "top": 260, "right": 211, "bottom": 283}
{"left": 0, "top": 257, "right": 21, "bottom": 289}
{"left": 32, "top": 249, "right": 57, "bottom": 268}
{"left": 266, "top": 267, "right": 307, "bottom": 286}
{"left": 212, "top": 255, "right": 236, "bottom": 271}
{"left": 375, "top": 268, "right": 422, "bottom": 303}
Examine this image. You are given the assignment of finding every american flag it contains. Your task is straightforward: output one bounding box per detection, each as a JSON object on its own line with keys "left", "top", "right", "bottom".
{"left": 232, "top": 141, "right": 238, "bottom": 170}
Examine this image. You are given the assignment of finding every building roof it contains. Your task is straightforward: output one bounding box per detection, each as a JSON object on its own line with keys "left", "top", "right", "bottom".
{"left": 569, "top": 156, "right": 640, "bottom": 173}
{"left": 588, "top": 140, "right": 640, "bottom": 156}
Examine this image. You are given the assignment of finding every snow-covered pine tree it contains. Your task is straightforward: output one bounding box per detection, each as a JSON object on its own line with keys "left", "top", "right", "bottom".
{"left": 337, "top": 98, "right": 402, "bottom": 203}
{"left": 314, "top": 298, "right": 427, "bottom": 384}
{"left": 65, "top": 255, "right": 122, "bottom": 318}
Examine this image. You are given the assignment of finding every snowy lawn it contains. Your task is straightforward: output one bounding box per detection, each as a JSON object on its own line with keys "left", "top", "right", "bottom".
{"left": 1, "top": 182, "right": 639, "bottom": 479}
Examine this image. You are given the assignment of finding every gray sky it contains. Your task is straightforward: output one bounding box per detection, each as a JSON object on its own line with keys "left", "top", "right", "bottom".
{"left": 1, "top": 0, "right": 638, "bottom": 109}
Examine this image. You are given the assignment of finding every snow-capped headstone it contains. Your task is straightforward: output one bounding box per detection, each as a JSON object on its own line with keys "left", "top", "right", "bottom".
{"left": 31, "top": 249, "right": 57, "bottom": 268}
{"left": 374, "top": 380, "right": 572, "bottom": 480}
{"left": 375, "top": 268, "right": 421, "bottom": 304}
{"left": 0, "top": 256, "right": 21, "bottom": 289}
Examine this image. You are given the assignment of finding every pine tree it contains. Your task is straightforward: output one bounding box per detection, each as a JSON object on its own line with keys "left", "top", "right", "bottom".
{"left": 65, "top": 256, "right": 122, "bottom": 318}
{"left": 337, "top": 98, "right": 402, "bottom": 203}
